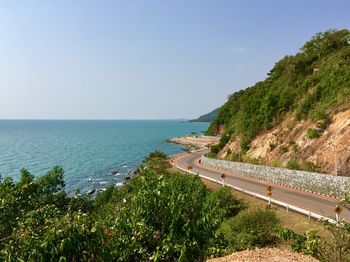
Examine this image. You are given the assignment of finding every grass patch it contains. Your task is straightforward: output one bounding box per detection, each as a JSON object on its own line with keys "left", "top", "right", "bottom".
{"left": 306, "top": 128, "right": 320, "bottom": 139}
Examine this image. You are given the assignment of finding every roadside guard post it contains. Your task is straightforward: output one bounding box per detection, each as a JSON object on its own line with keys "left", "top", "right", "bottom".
{"left": 335, "top": 205, "right": 342, "bottom": 223}
{"left": 221, "top": 173, "right": 226, "bottom": 186}
{"left": 267, "top": 185, "right": 273, "bottom": 208}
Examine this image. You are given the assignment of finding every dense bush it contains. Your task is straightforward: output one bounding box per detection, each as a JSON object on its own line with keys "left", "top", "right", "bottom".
{"left": 209, "top": 133, "right": 231, "bottom": 155}
{"left": 306, "top": 128, "right": 320, "bottom": 139}
{"left": 285, "top": 160, "right": 320, "bottom": 172}
{"left": 216, "top": 209, "right": 279, "bottom": 252}
{"left": 141, "top": 150, "right": 171, "bottom": 174}
{"left": 302, "top": 161, "right": 321, "bottom": 172}
{"left": 286, "top": 160, "right": 302, "bottom": 170}
{"left": 0, "top": 167, "right": 108, "bottom": 261}
{"left": 0, "top": 166, "right": 69, "bottom": 241}
{"left": 110, "top": 175, "right": 244, "bottom": 261}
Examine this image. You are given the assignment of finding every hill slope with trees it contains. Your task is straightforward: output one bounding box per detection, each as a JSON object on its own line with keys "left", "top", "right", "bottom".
{"left": 190, "top": 108, "right": 219, "bottom": 123}
{"left": 206, "top": 29, "right": 350, "bottom": 174}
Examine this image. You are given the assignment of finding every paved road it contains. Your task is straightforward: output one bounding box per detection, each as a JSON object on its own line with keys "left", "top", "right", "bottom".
{"left": 172, "top": 151, "right": 350, "bottom": 222}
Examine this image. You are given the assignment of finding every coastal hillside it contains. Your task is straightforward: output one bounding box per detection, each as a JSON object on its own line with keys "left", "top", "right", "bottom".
{"left": 190, "top": 108, "right": 219, "bottom": 122}
{"left": 206, "top": 29, "right": 350, "bottom": 175}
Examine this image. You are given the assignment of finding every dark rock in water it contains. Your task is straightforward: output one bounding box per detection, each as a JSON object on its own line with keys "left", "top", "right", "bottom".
{"left": 97, "top": 188, "right": 107, "bottom": 193}
{"left": 128, "top": 169, "right": 138, "bottom": 175}
{"left": 124, "top": 176, "right": 131, "bottom": 180}
{"left": 87, "top": 189, "right": 96, "bottom": 195}
{"left": 112, "top": 171, "right": 119, "bottom": 176}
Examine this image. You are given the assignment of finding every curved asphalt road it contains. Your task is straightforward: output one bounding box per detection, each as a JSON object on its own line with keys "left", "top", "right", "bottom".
{"left": 172, "top": 151, "right": 350, "bottom": 222}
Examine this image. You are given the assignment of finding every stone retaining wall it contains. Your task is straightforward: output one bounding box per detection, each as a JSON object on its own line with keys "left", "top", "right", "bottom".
{"left": 201, "top": 156, "right": 350, "bottom": 198}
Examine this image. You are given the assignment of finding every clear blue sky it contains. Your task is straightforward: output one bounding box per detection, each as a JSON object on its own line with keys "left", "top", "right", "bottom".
{"left": 1, "top": 0, "right": 349, "bottom": 119}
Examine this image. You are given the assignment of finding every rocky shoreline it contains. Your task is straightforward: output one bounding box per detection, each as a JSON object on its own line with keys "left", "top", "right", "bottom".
{"left": 168, "top": 135, "right": 220, "bottom": 151}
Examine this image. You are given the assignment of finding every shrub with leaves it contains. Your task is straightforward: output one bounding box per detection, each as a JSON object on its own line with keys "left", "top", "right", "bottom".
{"left": 141, "top": 150, "right": 171, "bottom": 174}
{"left": 286, "top": 160, "right": 302, "bottom": 170}
{"left": 110, "top": 173, "right": 244, "bottom": 261}
{"left": 276, "top": 195, "right": 350, "bottom": 262}
{"left": 216, "top": 209, "right": 279, "bottom": 252}
{"left": 306, "top": 128, "right": 320, "bottom": 139}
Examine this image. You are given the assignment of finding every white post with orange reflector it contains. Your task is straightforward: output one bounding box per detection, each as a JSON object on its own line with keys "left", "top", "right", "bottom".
{"left": 267, "top": 185, "right": 273, "bottom": 208}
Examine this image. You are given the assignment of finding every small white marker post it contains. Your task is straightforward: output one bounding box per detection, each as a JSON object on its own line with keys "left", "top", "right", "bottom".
{"left": 267, "top": 185, "right": 273, "bottom": 209}
{"left": 335, "top": 205, "right": 342, "bottom": 223}
{"left": 221, "top": 173, "right": 226, "bottom": 187}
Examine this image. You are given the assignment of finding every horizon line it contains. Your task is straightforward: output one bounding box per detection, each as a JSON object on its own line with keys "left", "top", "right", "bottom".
{"left": 0, "top": 118, "right": 195, "bottom": 121}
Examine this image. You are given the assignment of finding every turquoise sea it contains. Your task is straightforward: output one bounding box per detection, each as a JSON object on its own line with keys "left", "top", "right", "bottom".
{"left": 0, "top": 120, "right": 209, "bottom": 192}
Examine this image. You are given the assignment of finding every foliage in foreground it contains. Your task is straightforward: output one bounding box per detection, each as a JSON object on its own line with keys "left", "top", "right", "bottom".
{"left": 277, "top": 195, "right": 350, "bottom": 262}
{"left": 277, "top": 224, "right": 350, "bottom": 262}
{"left": 110, "top": 174, "right": 243, "bottom": 261}
{"left": 217, "top": 209, "right": 279, "bottom": 252}
{"left": 2, "top": 151, "right": 275, "bottom": 261}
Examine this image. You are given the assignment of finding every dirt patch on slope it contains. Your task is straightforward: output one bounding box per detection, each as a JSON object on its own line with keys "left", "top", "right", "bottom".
{"left": 207, "top": 248, "right": 318, "bottom": 262}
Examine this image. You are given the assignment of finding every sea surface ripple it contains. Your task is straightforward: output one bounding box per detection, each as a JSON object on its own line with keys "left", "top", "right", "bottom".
{"left": 0, "top": 120, "right": 209, "bottom": 192}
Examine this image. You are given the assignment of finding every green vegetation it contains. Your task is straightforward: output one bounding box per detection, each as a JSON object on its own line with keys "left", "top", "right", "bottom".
{"left": 243, "top": 156, "right": 260, "bottom": 165}
{"left": 277, "top": 218, "right": 350, "bottom": 261}
{"left": 270, "top": 159, "right": 283, "bottom": 167}
{"left": 217, "top": 209, "right": 279, "bottom": 252}
{"left": 142, "top": 150, "right": 172, "bottom": 173}
{"left": 306, "top": 128, "right": 320, "bottom": 138}
{"left": 302, "top": 161, "right": 321, "bottom": 172}
{"left": 190, "top": 108, "right": 219, "bottom": 123}
{"left": 292, "top": 144, "right": 300, "bottom": 153}
{"left": 279, "top": 145, "right": 289, "bottom": 154}
{"left": 1, "top": 151, "right": 284, "bottom": 261}
{"left": 269, "top": 142, "right": 277, "bottom": 151}
{"left": 208, "top": 134, "right": 231, "bottom": 155}
{"left": 207, "top": 29, "right": 350, "bottom": 154}
{"left": 286, "top": 160, "right": 302, "bottom": 170}
{"left": 276, "top": 195, "right": 350, "bottom": 262}
{"left": 285, "top": 160, "right": 321, "bottom": 172}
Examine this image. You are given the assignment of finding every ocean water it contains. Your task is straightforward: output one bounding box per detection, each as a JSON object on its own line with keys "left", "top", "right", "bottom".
{"left": 0, "top": 120, "right": 209, "bottom": 192}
